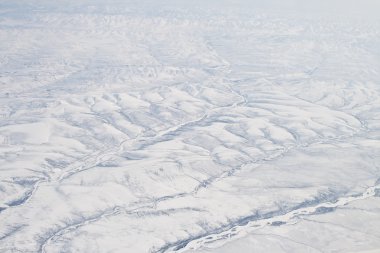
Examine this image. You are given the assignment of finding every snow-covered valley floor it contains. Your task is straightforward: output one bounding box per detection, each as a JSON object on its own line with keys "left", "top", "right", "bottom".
{"left": 1, "top": 1, "right": 380, "bottom": 252}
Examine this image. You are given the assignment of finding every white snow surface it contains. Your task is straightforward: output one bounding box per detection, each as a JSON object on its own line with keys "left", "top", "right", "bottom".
{"left": 1, "top": 1, "right": 380, "bottom": 253}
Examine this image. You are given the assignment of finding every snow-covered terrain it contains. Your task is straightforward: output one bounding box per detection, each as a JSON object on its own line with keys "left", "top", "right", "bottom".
{"left": 1, "top": 1, "right": 380, "bottom": 252}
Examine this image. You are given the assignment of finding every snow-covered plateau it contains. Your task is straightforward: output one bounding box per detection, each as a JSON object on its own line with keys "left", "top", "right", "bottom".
{"left": 1, "top": 0, "right": 380, "bottom": 252}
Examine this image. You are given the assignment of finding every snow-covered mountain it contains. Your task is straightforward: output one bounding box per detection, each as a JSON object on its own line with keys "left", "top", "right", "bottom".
{"left": 1, "top": 1, "right": 380, "bottom": 252}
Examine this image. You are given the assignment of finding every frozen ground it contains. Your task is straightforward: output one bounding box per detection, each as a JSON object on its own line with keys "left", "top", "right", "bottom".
{"left": 1, "top": 0, "right": 380, "bottom": 252}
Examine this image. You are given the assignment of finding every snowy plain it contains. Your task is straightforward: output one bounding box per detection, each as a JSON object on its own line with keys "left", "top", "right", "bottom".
{"left": 1, "top": 0, "right": 380, "bottom": 252}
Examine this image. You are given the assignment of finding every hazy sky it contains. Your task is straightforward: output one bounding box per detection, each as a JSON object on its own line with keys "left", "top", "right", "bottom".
{"left": 1, "top": 0, "right": 380, "bottom": 19}
{"left": 193, "top": 0, "right": 380, "bottom": 17}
